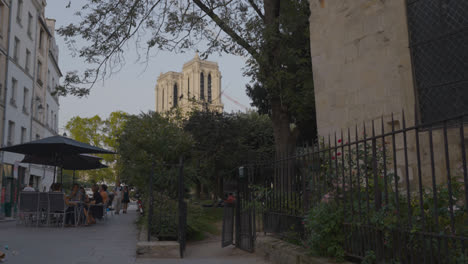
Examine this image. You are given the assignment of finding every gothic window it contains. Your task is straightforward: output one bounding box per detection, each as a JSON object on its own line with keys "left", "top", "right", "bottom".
{"left": 406, "top": 0, "right": 468, "bottom": 123}
{"left": 173, "top": 83, "right": 178, "bottom": 107}
{"left": 200, "top": 72, "right": 205, "bottom": 100}
{"left": 208, "top": 74, "right": 212, "bottom": 103}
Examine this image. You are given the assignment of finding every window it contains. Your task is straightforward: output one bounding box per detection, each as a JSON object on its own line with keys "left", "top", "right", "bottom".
{"left": 23, "top": 87, "right": 29, "bottom": 113}
{"left": 39, "top": 29, "right": 44, "bottom": 51}
{"left": 16, "top": 0, "right": 23, "bottom": 25}
{"left": 406, "top": 0, "right": 468, "bottom": 122}
{"left": 47, "top": 70, "right": 50, "bottom": 90}
{"left": 173, "top": 83, "right": 178, "bottom": 107}
{"left": 13, "top": 37, "right": 20, "bottom": 62}
{"left": 37, "top": 61, "right": 42, "bottom": 85}
{"left": 27, "top": 13, "right": 33, "bottom": 37}
{"left": 21, "top": 127, "right": 26, "bottom": 144}
{"left": 208, "top": 74, "right": 212, "bottom": 103}
{"left": 7, "top": 121, "right": 15, "bottom": 146}
{"left": 200, "top": 72, "right": 205, "bottom": 100}
{"left": 46, "top": 104, "right": 49, "bottom": 126}
{"left": 25, "top": 49, "right": 31, "bottom": 73}
{"left": 10, "top": 78, "right": 17, "bottom": 106}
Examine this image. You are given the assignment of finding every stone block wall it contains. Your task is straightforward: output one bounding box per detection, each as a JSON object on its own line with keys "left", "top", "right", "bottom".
{"left": 309, "top": 0, "right": 468, "bottom": 188}
{"left": 309, "top": 0, "right": 415, "bottom": 136}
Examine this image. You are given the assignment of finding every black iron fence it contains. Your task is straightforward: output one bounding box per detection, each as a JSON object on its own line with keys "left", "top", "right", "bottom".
{"left": 253, "top": 113, "right": 468, "bottom": 263}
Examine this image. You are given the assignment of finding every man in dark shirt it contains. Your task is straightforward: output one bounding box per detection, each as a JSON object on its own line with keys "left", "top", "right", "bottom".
{"left": 87, "top": 184, "right": 103, "bottom": 224}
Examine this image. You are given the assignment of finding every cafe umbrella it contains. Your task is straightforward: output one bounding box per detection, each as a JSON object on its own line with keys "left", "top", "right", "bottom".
{"left": 0, "top": 135, "right": 115, "bottom": 184}
{"left": 21, "top": 154, "right": 108, "bottom": 184}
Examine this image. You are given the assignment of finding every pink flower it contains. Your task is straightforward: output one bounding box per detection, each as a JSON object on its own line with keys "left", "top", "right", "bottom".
{"left": 332, "top": 156, "right": 336, "bottom": 160}
{"left": 338, "top": 139, "right": 342, "bottom": 143}
{"left": 337, "top": 152, "right": 341, "bottom": 156}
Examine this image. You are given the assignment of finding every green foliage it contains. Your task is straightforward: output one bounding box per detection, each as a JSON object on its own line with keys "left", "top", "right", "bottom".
{"left": 186, "top": 206, "right": 224, "bottom": 241}
{"left": 362, "top": 251, "right": 376, "bottom": 264}
{"left": 246, "top": 0, "right": 316, "bottom": 143}
{"left": 304, "top": 140, "right": 468, "bottom": 262}
{"left": 65, "top": 111, "right": 130, "bottom": 183}
{"left": 118, "top": 111, "right": 194, "bottom": 194}
{"left": 304, "top": 201, "right": 345, "bottom": 260}
{"left": 184, "top": 110, "right": 274, "bottom": 198}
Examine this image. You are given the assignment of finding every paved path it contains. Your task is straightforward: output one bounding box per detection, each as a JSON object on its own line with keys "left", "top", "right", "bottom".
{"left": 0, "top": 204, "right": 268, "bottom": 264}
{"left": 0, "top": 206, "right": 138, "bottom": 264}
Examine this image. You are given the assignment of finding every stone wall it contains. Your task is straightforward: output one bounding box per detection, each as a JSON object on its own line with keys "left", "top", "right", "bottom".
{"left": 309, "top": 0, "right": 415, "bottom": 136}
{"left": 309, "top": 0, "right": 468, "bottom": 187}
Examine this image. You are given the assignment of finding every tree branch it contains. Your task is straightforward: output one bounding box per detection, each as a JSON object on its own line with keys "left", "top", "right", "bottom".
{"left": 192, "top": 0, "right": 260, "bottom": 61}
{"left": 247, "top": 0, "right": 264, "bottom": 21}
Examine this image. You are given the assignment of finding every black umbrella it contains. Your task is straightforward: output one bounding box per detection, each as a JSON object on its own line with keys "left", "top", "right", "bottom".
{"left": 0, "top": 135, "right": 115, "bottom": 155}
{"left": 1, "top": 135, "right": 114, "bottom": 184}
{"left": 21, "top": 153, "right": 108, "bottom": 184}
{"left": 21, "top": 153, "right": 107, "bottom": 170}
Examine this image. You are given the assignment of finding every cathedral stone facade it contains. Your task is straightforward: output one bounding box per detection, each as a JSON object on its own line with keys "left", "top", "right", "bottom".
{"left": 155, "top": 53, "right": 223, "bottom": 114}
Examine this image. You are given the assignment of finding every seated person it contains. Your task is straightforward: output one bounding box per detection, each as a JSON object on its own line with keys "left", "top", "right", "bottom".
{"left": 87, "top": 184, "right": 104, "bottom": 224}
{"left": 65, "top": 184, "right": 80, "bottom": 227}
{"left": 100, "top": 184, "right": 109, "bottom": 206}
{"left": 79, "top": 186, "right": 90, "bottom": 225}
{"left": 50, "top": 183, "right": 77, "bottom": 226}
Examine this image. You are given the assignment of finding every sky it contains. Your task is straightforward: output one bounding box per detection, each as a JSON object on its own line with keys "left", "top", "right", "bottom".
{"left": 45, "top": 1, "right": 253, "bottom": 133}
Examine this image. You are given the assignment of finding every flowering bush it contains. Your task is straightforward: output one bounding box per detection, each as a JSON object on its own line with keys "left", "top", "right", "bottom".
{"left": 302, "top": 138, "right": 468, "bottom": 262}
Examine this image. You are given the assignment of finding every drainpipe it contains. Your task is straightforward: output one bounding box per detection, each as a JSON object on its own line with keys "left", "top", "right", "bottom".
{"left": 0, "top": 0, "right": 14, "bottom": 219}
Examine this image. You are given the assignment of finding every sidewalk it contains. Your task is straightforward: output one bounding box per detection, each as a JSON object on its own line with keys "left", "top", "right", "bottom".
{"left": 0, "top": 205, "right": 139, "bottom": 264}
{"left": 0, "top": 204, "right": 268, "bottom": 264}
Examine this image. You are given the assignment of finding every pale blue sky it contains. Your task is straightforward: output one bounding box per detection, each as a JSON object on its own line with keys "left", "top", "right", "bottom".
{"left": 45, "top": 1, "right": 253, "bottom": 132}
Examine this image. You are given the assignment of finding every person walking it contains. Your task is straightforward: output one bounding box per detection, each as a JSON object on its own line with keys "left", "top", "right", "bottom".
{"left": 122, "top": 186, "right": 130, "bottom": 214}
{"left": 113, "top": 180, "right": 123, "bottom": 214}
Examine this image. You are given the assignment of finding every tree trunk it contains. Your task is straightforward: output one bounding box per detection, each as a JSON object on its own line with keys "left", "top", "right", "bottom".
{"left": 263, "top": 0, "right": 297, "bottom": 156}
{"left": 271, "top": 99, "right": 297, "bottom": 157}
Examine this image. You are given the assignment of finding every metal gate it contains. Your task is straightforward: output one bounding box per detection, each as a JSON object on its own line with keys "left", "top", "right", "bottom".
{"left": 177, "top": 157, "right": 187, "bottom": 258}
{"left": 221, "top": 166, "right": 256, "bottom": 252}
{"left": 221, "top": 202, "right": 235, "bottom": 247}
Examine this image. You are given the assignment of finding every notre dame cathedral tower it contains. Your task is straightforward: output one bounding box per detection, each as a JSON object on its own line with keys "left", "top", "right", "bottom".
{"left": 155, "top": 53, "right": 224, "bottom": 114}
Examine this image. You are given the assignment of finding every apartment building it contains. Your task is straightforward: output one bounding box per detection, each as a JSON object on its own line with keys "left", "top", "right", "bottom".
{"left": 0, "top": 0, "right": 10, "bottom": 219}
{"left": 0, "top": 0, "right": 61, "bottom": 218}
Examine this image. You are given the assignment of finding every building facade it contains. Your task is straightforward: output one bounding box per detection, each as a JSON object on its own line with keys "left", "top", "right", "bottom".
{"left": 0, "top": 0, "right": 10, "bottom": 219}
{"left": 155, "top": 53, "right": 223, "bottom": 114}
{"left": 0, "top": 0, "right": 60, "bottom": 218}
{"left": 309, "top": 0, "right": 467, "bottom": 187}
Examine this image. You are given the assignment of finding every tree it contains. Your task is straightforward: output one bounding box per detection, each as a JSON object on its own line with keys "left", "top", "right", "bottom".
{"left": 118, "top": 111, "right": 194, "bottom": 195}
{"left": 57, "top": 0, "right": 316, "bottom": 155}
{"left": 184, "top": 110, "right": 274, "bottom": 198}
{"left": 65, "top": 111, "right": 130, "bottom": 183}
